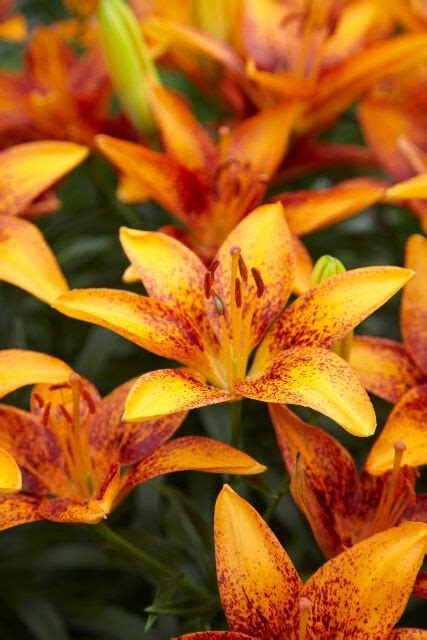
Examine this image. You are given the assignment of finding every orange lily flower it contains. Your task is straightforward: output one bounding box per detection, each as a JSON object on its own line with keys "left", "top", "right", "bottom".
{"left": 351, "top": 234, "right": 427, "bottom": 404}
{"left": 175, "top": 485, "right": 427, "bottom": 640}
{"left": 270, "top": 395, "right": 426, "bottom": 561}
{"left": 0, "top": 349, "right": 265, "bottom": 530}
{"left": 0, "top": 140, "right": 90, "bottom": 304}
{"left": 0, "top": 0, "right": 26, "bottom": 42}
{"left": 0, "top": 24, "right": 132, "bottom": 148}
{"left": 96, "top": 83, "right": 297, "bottom": 261}
{"left": 54, "top": 203, "right": 413, "bottom": 437}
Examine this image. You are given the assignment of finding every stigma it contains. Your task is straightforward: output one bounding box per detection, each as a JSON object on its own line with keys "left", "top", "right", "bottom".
{"left": 204, "top": 246, "right": 265, "bottom": 390}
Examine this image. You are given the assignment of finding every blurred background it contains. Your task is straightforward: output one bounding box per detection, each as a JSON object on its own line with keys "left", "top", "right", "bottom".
{"left": 0, "top": 1, "right": 425, "bottom": 638}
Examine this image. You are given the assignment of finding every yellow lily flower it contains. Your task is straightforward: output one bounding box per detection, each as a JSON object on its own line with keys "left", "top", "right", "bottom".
{"left": 174, "top": 485, "right": 427, "bottom": 640}
{"left": 0, "top": 140, "right": 89, "bottom": 304}
{"left": 54, "top": 203, "right": 413, "bottom": 437}
{"left": 351, "top": 234, "right": 427, "bottom": 404}
{"left": 0, "top": 350, "right": 265, "bottom": 530}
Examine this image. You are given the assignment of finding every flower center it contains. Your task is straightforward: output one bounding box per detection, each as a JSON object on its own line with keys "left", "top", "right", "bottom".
{"left": 204, "top": 246, "right": 265, "bottom": 391}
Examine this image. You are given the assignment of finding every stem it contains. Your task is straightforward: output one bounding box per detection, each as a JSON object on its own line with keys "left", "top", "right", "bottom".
{"left": 263, "top": 474, "right": 290, "bottom": 523}
{"left": 230, "top": 400, "right": 242, "bottom": 448}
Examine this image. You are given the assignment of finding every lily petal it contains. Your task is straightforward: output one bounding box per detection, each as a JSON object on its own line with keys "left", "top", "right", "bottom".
{"left": 0, "top": 141, "right": 89, "bottom": 217}
{"left": 240, "top": 348, "right": 376, "bottom": 436}
{"left": 0, "top": 493, "right": 40, "bottom": 531}
{"left": 350, "top": 336, "right": 425, "bottom": 404}
{"left": 254, "top": 266, "right": 413, "bottom": 371}
{"left": 387, "top": 174, "right": 427, "bottom": 201}
{"left": 275, "top": 178, "right": 387, "bottom": 236}
{"left": 402, "top": 235, "right": 427, "bottom": 375}
{"left": 292, "top": 234, "right": 312, "bottom": 295}
{"left": 119, "top": 227, "right": 216, "bottom": 344}
{"left": 366, "top": 385, "right": 427, "bottom": 475}
{"left": 0, "top": 447, "right": 21, "bottom": 493}
{"left": 38, "top": 497, "right": 108, "bottom": 525}
{"left": 174, "top": 634, "right": 254, "bottom": 640}
{"left": 302, "top": 522, "right": 427, "bottom": 639}
{"left": 0, "top": 216, "right": 69, "bottom": 303}
{"left": 211, "top": 203, "right": 295, "bottom": 350}
{"left": 53, "top": 288, "right": 212, "bottom": 372}
{"left": 126, "top": 437, "right": 266, "bottom": 486}
{"left": 96, "top": 134, "right": 208, "bottom": 226}
{"left": 214, "top": 485, "right": 301, "bottom": 639}
{"left": 0, "top": 350, "right": 72, "bottom": 398}
{"left": 124, "top": 369, "right": 237, "bottom": 422}
{"left": 270, "top": 404, "right": 358, "bottom": 557}
{"left": 389, "top": 631, "right": 427, "bottom": 640}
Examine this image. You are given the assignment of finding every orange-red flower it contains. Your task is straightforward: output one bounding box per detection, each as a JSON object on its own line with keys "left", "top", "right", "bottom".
{"left": 351, "top": 234, "right": 427, "bottom": 404}
{"left": 0, "top": 350, "right": 265, "bottom": 530}
{"left": 54, "top": 203, "right": 413, "bottom": 437}
{"left": 175, "top": 485, "right": 427, "bottom": 640}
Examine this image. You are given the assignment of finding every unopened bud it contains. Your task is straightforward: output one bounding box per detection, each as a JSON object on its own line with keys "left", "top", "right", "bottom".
{"left": 310, "top": 255, "right": 345, "bottom": 287}
{"left": 97, "top": 0, "right": 160, "bottom": 134}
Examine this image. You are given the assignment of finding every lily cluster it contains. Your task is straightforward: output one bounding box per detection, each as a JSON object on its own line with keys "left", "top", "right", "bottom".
{"left": 0, "top": 0, "right": 426, "bottom": 637}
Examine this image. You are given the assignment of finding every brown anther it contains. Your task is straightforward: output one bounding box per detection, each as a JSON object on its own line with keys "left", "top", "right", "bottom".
{"left": 235, "top": 278, "right": 242, "bottom": 308}
{"left": 49, "top": 383, "right": 68, "bottom": 391}
{"left": 42, "top": 402, "right": 51, "bottom": 426}
{"left": 81, "top": 388, "right": 96, "bottom": 414}
{"left": 209, "top": 259, "right": 220, "bottom": 277}
{"left": 213, "top": 294, "right": 225, "bottom": 316}
{"left": 394, "top": 440, "right": 407, "bottom": 453}
{"left": 33, "top": 393, "right": 44, "bottom": 408}
{"left": 238, "top": 254, "right": 248, "bottom": 282}
{"left": 251, "top": 267, "right": 265, "bottom": 298}
{"left": 59, "top": 404, "right": 73, "bottom": 424}
{"left": 230, "top": 245, "right": 241, "bottom": 256}
{"left": 204, "top": 271, "right": 213, "bottom": 299}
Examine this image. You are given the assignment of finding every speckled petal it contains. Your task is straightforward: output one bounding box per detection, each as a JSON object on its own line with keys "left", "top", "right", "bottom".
{"left": 0, "top": 493, "right": 40, "bottom": 531}
{"left": 366, "top": 385, "right": 427, "bottom": 475}
{"left": 292, "top": 234, "right": 312, "bottom": 295}
{"left": 123, "top": 368, "right": 237, "bottom": 422}
{"left": 0, "top": 216, "right": 69, "bottom": 303}
{"left": 54, "top": 288, "right": 212, "bottom": 372}
{"left": 39, "top": 497, "right": 108, "bottom": 525}
{"left": 303, "top": 522, "right": 427, "bottom": 639}
{"left": 214, "top": 485, "right": 301, "bottom": 639}
{"left": 0, "top": 350, "right": 72, "bottom": 398}
{"left": 241, "top": 348, "right": 376, "bottom": 437}
{"left": 174, "top": 634, "right": 255, "bottom": 640}
{"left": 126, "top": 437, "right": 265, "bottom": 487}
{"left": 402, "top": 235, "right": 427, "bottom": 375}
{"left": 389, "top": 631, "right": 427, "bottom": 640}
{"left": 0, "top": 141, "right": 88, "bottom": 217}
{"left": 350, "top": 336, "right": 425, "bottom": 403}
{"left": 254, "top": 266, "right": 413, "bottom": 370}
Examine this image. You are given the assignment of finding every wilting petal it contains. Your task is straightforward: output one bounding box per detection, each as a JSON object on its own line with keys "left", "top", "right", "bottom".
{"left": 0, "top": 493, "right": 40, "bottom": 531}
{"left": 240, "top": 348, "right": 376, "bottom": 436}
{"left": 389, "top": 631, "right": 427, "bottom": 640}
{"left": 39, "top": 497, "right": 107, "bottom": 525}
{"left": 350, "top": 336, "right": 425, "bottom": 404}
{"left": 174, "top": 634, "right": 254, "bottom": 640}
{"left": 89, "top": 377, "right": 186, "bottom": 481}
{"left": 270, "top": 404, "right": 358, "bottom": 557}
{"left": 211, "top": 203, "right": 295, "bottom": 350}
{"left": 0, "top": 350, "right": 72, "bottom": 398}
{"left": 126, "top": 437, "right": 266, "bottom": 487}
{"left": 302, "top": 522, "right": 427, "bottom": 639}
{"left": 0, "top": 447, "right": 21, "bottom": 493}
{"left": 96, "top": 134, "right": 208, "bottom": 226}
{"left": 254, "top": 266, "right": 413, "bottom": 370}
{"left": 214, "top": 485, "right": 301, "bottom": 639}
{"left": 0, "top": 216, "right": 69, "bottom": 303}
{"left": 0, "top": 141, "right": 89, "bottom": 217}
{"left": 148, "top": 83, "right": 218, "bottom": 173}
{"left": 275, "top": 178, "right": 386, "bottom": 236}
{"left": 366, "top": 385, "right": 427, "bottom": 475}
{"left": 123, "top": 368, "right": 237, "bottom": 421}
{"left": 119, "top": 228, "right": 216, "bottom": 345}
{"left": 54, "top": 288, "right": 212, "bottom": 372}
{"left": 291, "top": 234, "right": 312, "bottom": 295}
{"left": 402, "top": 235, "right": 427, "bottom": 375}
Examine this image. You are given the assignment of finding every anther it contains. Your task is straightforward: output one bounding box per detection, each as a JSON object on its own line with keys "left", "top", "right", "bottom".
{"left": 238, "top": 254, "right": 248, "bottom": 282}
{"left": 42, "top": 402, "right": 51, "bottom": 426}
{"left": 235, "top": 278, "right": 242, "bottom": 308}
{"left": 81, "top": 388, "right": 96, "bottom": 414}
{"left": 59, "top": 404, "right": 73, "bottom": 424}
{"left": 251, "top": 267, "right": 265, "bottom": 298}
{"left": 209, "top": 259, "right": 219, "bottom": 277}
{"left": 299, "top": 597, "right": 312, "bottom": 640}
{"left": 213, "top": 294, "right": 225, "bottom": 316}
{"left": 33, "top": 393, "right": 44, "bottom": 408}
{"left": 204, "top": 271, "right": 213, "bottom": 299}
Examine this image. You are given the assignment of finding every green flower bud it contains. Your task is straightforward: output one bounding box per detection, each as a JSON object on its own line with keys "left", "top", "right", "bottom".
{"left": 97, "top": 0, "right": 159, "bottom": 134}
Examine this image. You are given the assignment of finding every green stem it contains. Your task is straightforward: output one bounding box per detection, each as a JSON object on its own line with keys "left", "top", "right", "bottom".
{"left": 230, "top": 400, "right": 242, "bottom": 448}
{"left": 263, "top": 474, "right": 290, "bottom": 523}
{"left": 88, "top": 161, "right": 140, "bottom": 227}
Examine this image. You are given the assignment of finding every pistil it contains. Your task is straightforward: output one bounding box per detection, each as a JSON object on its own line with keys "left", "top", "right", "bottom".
{"left": 298, "top": 597, "right": 312, "bottom": 640}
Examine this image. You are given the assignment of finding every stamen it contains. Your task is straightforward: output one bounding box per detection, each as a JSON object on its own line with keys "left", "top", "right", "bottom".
{"left": 81, "top": 388, "right": 96, "bottom": 414}
{"left": 298, "top": 597, "right": 312, "bottom": 640}
{"left": 33, "top": 393, "right": 44, "bottom": 408}
{"left": 42, "top": 402, "right": 51, "bottom": 426}
{"left": 59, "top": 404, "right": 73, "bottom": 424}
{"left": 69, "top": 374, "right": 93, "bottom": 498}
{"left": 251, "top": 267, "right": 265, "bottom": 298}
{"left": 209, "top": 259, "right": 219, "bottom": 278}
{"left": 234, "top": 278, "right": 242, "bottom": 308}
{"left": 204, "top": 271, "right": 213, "bottom": 299}
{"left": 238, "top": 254, "right": 248, "bottom": 282}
